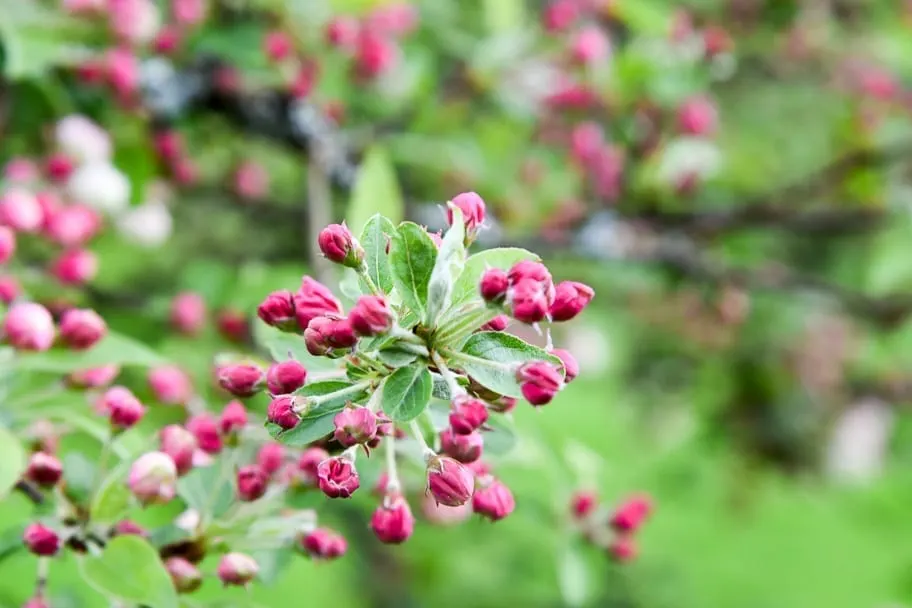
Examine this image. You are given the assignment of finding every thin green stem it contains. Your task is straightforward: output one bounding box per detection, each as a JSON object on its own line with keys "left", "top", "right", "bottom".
{"left": 384, "top": 434, "right": 400, "bottom": 493}
{"left": 357, "top": 264, "right": 382, "bottom": 296}
{"left": 409, "top": 421, "right": 436, "bottom": 461}
{"left": 431, "top": 351, "right": 464, "bottom": 397}
{"left": 296, "top": 381, "right": 372, "bottom": 413}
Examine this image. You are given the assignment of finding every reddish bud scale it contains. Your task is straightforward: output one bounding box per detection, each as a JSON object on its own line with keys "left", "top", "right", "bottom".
{"left": 440, "top": 429, "right": 484, "bottom": 463}
{"left": 427, "top": 456, "right": 475, "bottom": 507}
{"left": 301, "top": 528, "right": 347, "bottom": 560}
{"left": 266, "top": 360, "right": 308, "bottom": 395}
{"left": 216, "top": 309, "right": 249, "bottom": 343}
{"left": 59, "top": 308, "right": 107, "bottom": 350}
{"left": 480, "top": 314, "right": 509, "bottom": 332}
{"left": 472, "top": 478, "right": 516, "bottom": 521}
{"left": 112, "top": 520, "right": 148, "bottom": 538}
{"left": 305, "top": 315, "right": 358, "bottom": 356}
{"left": 267, "top": 395, "right": 300, "bottom": 430}
{"left": 371, "top": 495, "right": 415, "bottom": 544}
{"left": 507, "top": 279, "right": 550, "bottom": 324}
{"left": 23, "top": 523, "right": 60, "bottom": 556}
{"left": 237, "top": 465, "right": 269, "bottom": 502}
{"left": 608, "top": 536, "right": 637, "bottom": 563}
{"left": 264, "top": 31, "right": 293, "bottom": 63}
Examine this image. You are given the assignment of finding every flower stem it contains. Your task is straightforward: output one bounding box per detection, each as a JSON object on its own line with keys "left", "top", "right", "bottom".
{"left": 431, "top": 351, "right": 464, "bottom": 398}
{"left": 384, "top": 434, "right": 400, "bottom": 493}
{"left": 295, "top": 381, "right": 371, "bottom": 413}
{"left": 357, "top": 264, "right": 382, "bottom": 296}
{"left": 409, "top": 421, "right": 436, "bottom": 461}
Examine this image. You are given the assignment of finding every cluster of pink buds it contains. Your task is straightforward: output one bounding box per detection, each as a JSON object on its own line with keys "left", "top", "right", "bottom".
{"left": 481, "top": 259, "right": 594, "bottom": 326}
{"left": 2, "top": 301, "right": 108, "bottom": 353}
{"left": 322, "top": 4, "right": 418, "bottom": 81}
{"left": 571, "top": 491, "right": 654, "bottom": 562}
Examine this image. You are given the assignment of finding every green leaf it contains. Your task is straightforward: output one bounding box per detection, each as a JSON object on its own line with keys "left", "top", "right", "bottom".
{"left": 455, "top": 332, "right": 560, "bottom": 398}
{"left": 177, "top": 464, "right": 235, "bottom": 521}
{"left": 112, "top": 117, "right": 158, "bottom": 205}
{"left": 557, "top": 541, "right": 590, "bottom": 608}
{"left": 360, "top": 214, "right": 397, "bottom": 294}
{"left": 390, "top": 222, "right": 438, "bottom": 321}
{"left": 449, "top": 248, "right": 538, "bottom": 309}
{"left": 375, "top": 345, "right": 419, "bottom": 368}
{"left": 0, "top": 5, "right": 94, "bottom": 78}
{"left": 269, "top": 381, "right": 369, "bottom": 446}
{"left": 483, "top": 0, "right": 525, "bottom": 33}
{"left": 347, "top": 146, "right": 403, "bottom": 234}
{"left": 90, "top": 464, "right": 132, "bottom": 526}
{"left": 381, "top": 363, "right": 433, "bottom": 422}
{"left": 80, "top": 535, "right": 179, "bottom": 608}
{"left": 0, "top": 426, "right": 25, "bottom": 499}
{"left": 426, "top": 208, "right": 466, "bottom": 326}
{"left": 13, "top": 331, "right": 165, "bottom": 372}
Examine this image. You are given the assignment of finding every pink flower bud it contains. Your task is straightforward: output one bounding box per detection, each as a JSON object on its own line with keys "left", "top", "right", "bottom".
{"left": 154, "top": 130, "right": 184, "bottom": 161}
{"left": 51, "top": 249, "right": 98, "bottom": 286}
{"left": 172, "top": 0, "right": 206, "bottom": 26}
{"left": 217, "top": 363, "right": 265, "bottom": 397}
{"left": 426, "top": 229, "right": 443, "bottom": 248}
{"left": 516, "top": 361, "right": 564, "bottom": 406}
{"left": 570, "top": 490, "right": 598, "bottom": 519}
{"left": 165, "top": 556, "right": 202, "bottom": 594}
{"left": 472, "top": 477, "right": 515, "bottom": 521}
{"left": 215, "top": 309, "right": 249, "bottom": 343}
{"left": 106, "top": 47, "right": 140, "bottom": 99}
{"left": 551, "top": 348, "right": 579, "bottom": 382}
{"left": 67, "top": 365, "right": 120, "bottom": 389}
{"left": 159, "top": 424, "right": 197, "bottom": 475}
{"left": 46, "top": 205, "right": 101, "bottom": 248}
{"left": 677, "top": 96, "right": 718, "bottom": 137}
{"left": 481, "top": 314, "right": 509, "bottom": 332}
{"left": 219, "top": 400, "right": 248, "bottom": 435}
{"left": 23, "top": 523, "right": 59, "bottom": 556}
{"left": 237, "top": 465, "right": 268, "bottom": 502}
{"left": 569, "top": 121, "right": 604, "bottom": 166}
{"left": 128, "top": 451, "right": 177, "bottom": 504}
{"left": 290, "top": 61, "right": 319, "bottom": 99}
{"left": 217, "top": 552, "right": 258, "bottom": 586}
{"left": 153, "top": 25, "right": 182, "bottom": 54}
{"left": 109, "top": 0, "right": 161, "bottom": 45}
{"left": 427, "top": 456, "right": 475, "bottom": 507}
{"left": 590, "top": 144, "right": 625, "bottom": 200}
{"left": 349, "top": 295, "right": 394, "bottom": 336}
{"left": 297, "top": 447, "right": 329, "bottom": 485}
{"left": 100, "top": 386, "right": 146, "bottom": 429}
{"left": 440, "top": 429, "right": 483, "bottom": 463}
{"left": 256, "top": 290, "right": 297, "bottom": 332}
{"left": 112, "top": 519, "right": 148, "bottom": 537}
{"left": 355, "top": 31, "right": 399, "bottom": 78}
{"left": 317, "top": 455, "right": 360, "bottom": 498}
{"left": 507, "top": 260, "right": 552, "bottom": 286}
{"left": 170, "top": 292, "right": 206, "bottom": 335}
{"left": 186, "top": 413, "right": 222, "bottom": 454}
{"left": 4, "top": 158, "right": 39, "bottom": 182}
{"left": 570, "top": 25, "right": 610, "bottom": 65}
{"left": 318, "top": 223, "right": 363, "bottom": 267}
{"left": 609, "top": 495, "right": 653, "bottom": 532}
{"left": 294, "top": 276, "right": 343, "bottom": 330}
{"left": 449, "top": 396, "right": 489, "bottom": 435}
{"left": 59, "top": 308, "right": 107, "bottom": 350}
{"left": 256, "top": 443, "right": 285, "bottom": 476}
{"left": 333, "top": 406, "right": 379, "bottom": 447}
{"left": 0, "top": 275, "right": 19, "bottom": 304}
{"left": 326, "top": 16, "right": 360, "bottom": 49}
{"left": 304, "top": 315, "right": 358, "bottom": 355}
{"left": 301, "top": 528, "right": 347, "bottom": 560}
{"left": 266, "top": 360, "right": 308, "bottom": 394}
{"left": 267, "top": 395, "right": 300, "bottom": 430}
{"left": 0, "top": 226, "right": 15, "bottom": 264}
{"left": 447, "top": 191, "right": 486, "bottom": 239}
{"left": 0, "top": 189, "right": 43, "bottom": 232}
{"left": 608, "top": 536, "right": 637, "bottom": 562}
{"left": 3, "top": 302, "right": 55, "bottom": 351}
{"left": 542, "top": 0, "right": 578, "bottom": 33}
{"left": 233, "top": 161, "right": 270, "bottom": 200}
{"left": 45, "top": 153, "right": 74, "bottom": 183}
{"left": 550, "top": 281, "right": 594, "bottom": 322}
{"left": 148, "top": 365, "right": 194, "bottom": 405}
{"left": 479, "top": 268, "right": 509, "bottom": 303}
{"left": 507, "top": 279, "right": 550, "bottom": 324}
{"left": 366, "top": 3, "right": 419, "bottom": 37}
{"left": 264, "top": 31, "right": 293, "bottom": 62}
{"left": 26, "top": 452, "right": 63, "bottom": 487}
{"left": 371, "top": 494, "right": 415, "bottom": 544}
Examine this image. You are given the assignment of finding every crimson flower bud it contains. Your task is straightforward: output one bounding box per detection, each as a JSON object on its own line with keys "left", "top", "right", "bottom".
{"left": 542, "top": 0, "right": 578, "bottom": 33}
{"left": 507, "top": 279, "right": 550, "bottom": 324}
{"left": 355, "top": 31, "right": 399, "bottom": 78}
{"left": 570, "top": 490, "right": 598, "bottom": 519}
{"left": 159, "top": 424, "right": 197, "bottom": 475}
{"left": 427, "top": 456, "right": 475, "bottom": 507}
{"left": 550, "top": 281, "right": 594, "bottom": 322}
{"left": 305, "top": 315, "right": 357, "bottom": 355}
{"left": 147, "top": 365, "right": 194, "bottom": 405}
{"left": 267, "top": 395, "right": 300, "bottom": 430}
{"left": 68, "top": 365, "right": 119, "bottom": 389}
{"left": 479, "top": 268, "right": 509, "bottom": 303}
{"left": 472, "top": 477, "right": 515, "bottom": 521}
{"left": 216, "top": 309, "right": 249, "bottom": 343}
{"left": 608, "top": 536, "right": 637, "bottom": 563}
{"left": 186, "top": 413, "right": 222, "bottom": 454}
{"left": 333, "top": 406, "right": 379, "bottom": 447}
{"left": 371, "top": 494, "right": 415, "bottom": 544}
{"left": 551, "top": 348, "right": 579, "bottom": 383}
{"left": 318, "top": 223, "right": 363, "bottom": 268}
{"left": 609, "top": 495, "right": 653, "bottom": 532}
{"left": 257, "top": 443, "right": 285, "bottom": 476}
{"left": 0, "top": 226, "right": 15, "bottom": 264}
{"left": 0, "top": 275, "right": 20, "bottom": 304}
{"left": 677, "top": 96, "right": 718, "bottom": 137}
{"left": 217, "top": 552, "right": 259, "bottom": 586}
{"left": 349, "top": 295, "right": 394, "bottom": 336}
{"left": 516, "top": 361, "right": 564, "bottom": 406}
{"left": 294, "top": 276, "right": 342, "bottom": 330}
{"left": 51, "top": 248, "right": 97, "bottom": 286}
{"left": 219, "top": 400, "right": 248, "bottom": 435}
{"left": 263, "top": 30, "right": 293, "bottom": 62}
{"left": 237, "top": 465, "right": 269, "bottom": 502}
{"left": 480, "top": 314, "right": 509, "bottom": 332}
{"left": 165, "top": 556, "right": 202, "bottom": 594}
{"left": 570, "top": 24, "right": 610, "bottom": 65}
{"left": 257, "top": 290, "right": 297, "bottom": 332}
{"left": 301, "top": 528, "right": 347, "bottom": 560}
{"left": 112, "top": 519, "right": 149, "bottom": 538}
{"left": 447, "top": 191, "right": 486, "bottom": 240}
{"left": 128, "top": 451, "right": 177, "bottom": 505}
{"left": 26, "top": 452, "right": 63, "bottom": 487}
{"left": 297, "top": 447, "right": 329, "bottom": 486}
{"left": 59, "top": 308, "right": 106, "bottom": 350}
{"left": 46, "top": 204, "right": 101, "bottom": 248}
{"left": 23, "top": 523, "right": 59, "bottom": 556}
{"left": 507, "top": 260, "right": 552, "bottom": 286}
{"left": 266, "top": 360, "right": 308, "bottom": 395}
{"left": 449, "top": 396, "right": 489, "bottom": 435}
{"left": 170, "top": 292, "right": 206, "bottom": 335}
{"left": 317, "top": 455, "right": 360, "bottom": 498}
{"left": 326, "top": 16, "right": 360, "bottom": 49}
{"left": 440, "top": 429, "right": 483, "bottom": 463}
{"left": 217, "top": 363, "right": 265, "bottom": 397}
{"left": 3, "top": 302, "right": 55, "bottom": 351}
{"left": 153, "top": 26, "right": 182, "bottom": 54}
{"left": 101, "top": 386, "right": 146, "bottom": 429}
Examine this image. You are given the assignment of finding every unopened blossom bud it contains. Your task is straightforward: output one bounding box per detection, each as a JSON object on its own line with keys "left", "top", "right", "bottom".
{"left": 326, "top": 16, "right": 360, "bottom": 49}
{"left": 237, "top": 465, "right": 268, "bottom": 502}
{"left": 449, "top": 396, "right": 489, "bottom": 435}
{"left": 217, "top": 552, "right": 259, "bottom": 586}
{"left": 479, "top": 268, "right": 509, "bottom": 303}
{"left": 507, "top": 279, "right": 550, "bottom": 324}
{"left": 318, "top": 223, "right": 363, "bottom": 268}
{"left": 23, "top": 523, "right": 59, "bottom": 556}
{"left": 266, "top": 360, "right": 308, "bottom": 395}
{"left": 263, "top": 30, "right": 293, "bottom": 62}
{"left": 516, "top": 361, "right": 564, "bottom": 406}
{"left": 67, "top": 365, "right": 120, "bottom": 389}
{"left": 609, "top": 495, "right": 653, "bottom": 532}
{"left": 164, "top": 556, "right": 202, "bottom": 594}
{"left": 305, "top": 315, "right": 358, "bottom": 356}
{"left": 551, "top": 348, "right": 579, "bottom": 383}
{"left": 0, "top": 275, "right": 18, "bottom": 304}
{"left": 219, "top": 400, "right": 248, "bottom": 436}
{"left": 317, "top": 455, "right": 360, "bottom": 498}
{"left": 59, "top": 308, "right": 107, "bottom": 350}
{"left": 550, "top": 281, "right": 595, "bottom": 322}
{"left": 570, "top": 25, "right": 610, "bottom": 65}
{"left": 349, "top": 295, "right": 394, "bottom": 336}
{"left": 0, "top": 227, "right": 15, "bottom": 264}
{"left": 26, "top": 452, "right": 63, "bottom": 487}
{"left": 333, "top": 406, "right": 379, "bottom": 447}
{"left": 186, "top": 414, "right": 222, "bottom": 454}
{"left": 267, "top": 395, "right": 300, "bottom": 430}
{"left": 215, "top": 309, "right": 248, "bottom": 343}
{"left": 569, "top": 121, "right": 604, "bottom": 166}
{"left": 355, "top": 31, "right": 399, "bottom": 78}
{"left": 102, "top": 386, "right": 146, "bottom": 429}
{"left": 441, "top": 429, "right": 483, "bottom": 463}
{"left": 112, "top": 519, "right": 148, "bottom": 537}
{"left": 217, "top": 363, "right": 265, "bottom": 397}
{"left": 294, "top": 276, "right": 342, "bottom": 330}
{"left": 507, "top": 260, "right": 552, "bottom": 286}
{"left": 51, "top": 249, "right": 98, "bottom": 286}
{"left": 371, "top": 494, "right": 415, "bottom": 544}
{"left": 106, "top": 47, "right": 140, "bottom": 98}
{"left": 608, "top": 536, "right": 637, "bottom": 563}
{"left": 109, "top": 0, "right": 160, "bottom": 45}
{"left": 447, "top": 192, "right": 486, "bottom": 240}
{"left": 0, "top": 189, "right": 43, "bottom": 232}
{"left": 159, "top": 424, "right": 197, "bottom": 475}
{"left": 153, "top": 25, "right": 182, "bottom": 53}
{"left": 301, "top": 528, "right": 347, "bottom": 560}
{"left": 542, "top": 0, "right": 578, "bottom": 33}
{"left": 257, "top": 290, "right": 297, "bottom": 332}
{"left": 297, "top": 447, "right": 329, "bottom": 485}
{"left": 4, "top": 158, "right": 38, "bottom": 183}
{"left": 570, "top": 490, "right": 598, "bottom": 519}
{"left": 172, "top": 0, "right": 206, "bottom": 26}
{"left": 257, "top": 443, "right": 285, "bottom": 476}
{"left": 45, "top": 152, "right": 74, "bottom": 182}
{"left": 128, "top": 451, "right": 177, "bottom": 504}
{"left": 677, "top": 96, "right": 718, "bottom": 137}
{"left": 472, "top": 477, "right": 515, "bottom": 521}
{"left": 233, "top": 160, "right": 270, "bottom": 199}
{"left": 46, "top": 205, "right": 101, "bottom": 248}
{"left": 148, "top": 365, "right": 194, "bottom": 405}
{"left": 170, "top": 292, "right": 206, "bottom": 335}
{"left": 481, "top": 315, "right": 509, "bottom": 332}
{"left": 3, "top": 302, "right": 55, "bottom": 351}
{"left": 427, "top": 456, "right": 475, "bottom": 507}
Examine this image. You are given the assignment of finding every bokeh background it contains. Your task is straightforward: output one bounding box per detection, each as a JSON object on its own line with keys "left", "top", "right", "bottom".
{"left": 4, "top": 0, "right": 912, "bottom": 606}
